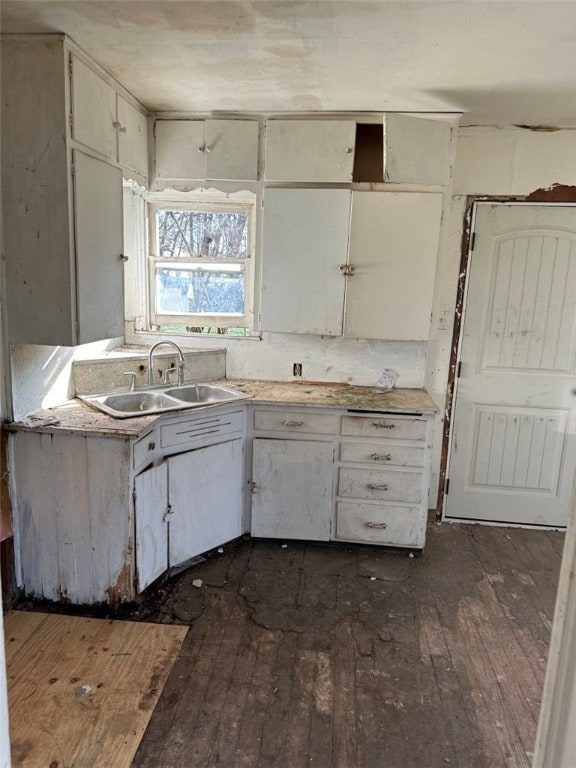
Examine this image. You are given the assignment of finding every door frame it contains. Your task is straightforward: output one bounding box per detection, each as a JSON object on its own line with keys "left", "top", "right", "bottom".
{"left": 438, "top": 187, "right": 576, "bottom": 520}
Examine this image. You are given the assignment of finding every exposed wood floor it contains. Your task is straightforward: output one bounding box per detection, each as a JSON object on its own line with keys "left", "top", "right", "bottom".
{"left": 130, "top": 523, "right": 563, "bottom": 768}
{"left": 5, "top": 612, "right": 186, "bottom": 767}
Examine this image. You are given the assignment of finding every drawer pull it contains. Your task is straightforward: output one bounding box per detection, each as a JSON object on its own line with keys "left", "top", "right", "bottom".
{"left": 162, "top": 504, "right": 173, "bottom": 522}
{"left": 372, "top": 422, "right": 395, "bottom": 429}
{"left": 367, "top": 483, "right": 389, "bottom": 491}
{"left": 366, "top": 522, "right": 388, "bottom": 529}
{"left": 283, "top": 420, "right": 304, "bottom": 427}
{"left": 370, "top": 453, "right": 391, "bottom": 461}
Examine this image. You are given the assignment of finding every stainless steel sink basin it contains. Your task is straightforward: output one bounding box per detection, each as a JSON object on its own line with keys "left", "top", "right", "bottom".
{"left": 164, "top": 384, "right": 247, "bottom": 404}
{"left": 80, "top": 383, "right": 249, "bottom": 419}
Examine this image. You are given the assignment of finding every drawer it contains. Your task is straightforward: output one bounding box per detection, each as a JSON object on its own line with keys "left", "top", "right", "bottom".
{"left": 341, "top": 415, "right": 427, "bottom": 440}
{"left": 340, "top": 441, "right": 424, "bottom": 468}
{"left": 335, "top": 502, "right": 425, "bottom": 548}
{"left": 253, "top": 409, "right": 336, "bottom": 435}
{"left": 338, "top": 467, "right": 422, "bottom": 504}
{"left": 161, "top": 407, "right": 245, "bottom": 448}
{"left": 133, "top": 430, "right": 157, "bottom": 470}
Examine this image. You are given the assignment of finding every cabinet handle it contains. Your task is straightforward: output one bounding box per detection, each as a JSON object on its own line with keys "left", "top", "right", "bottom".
{"left": 367, "top": 483, "right": 389, "bottom": 491}
{"left": 370, "top": 453, "right": 391, "bottom": 461}
{"left": 366, "top": 522, "right": 387, "bottom": 529}
{"left": 148, "top": 441, "right": 156, "bottom": 451}
{"left": 250, "top": 481, "right": 259, "bottom": 494}
{"left": 112, "top": 121, "right": 127, "bottom": 133}
{"left": 162, "top": 504, "right": 173, "bottom": 522}
{"left": 283, "top": 420, "right": 304, "bottom": 427}
{"left": 120, "top": 254, "right": 129, "bottom": 262}
{"left": 372, "top": 422, "right": 395, "bottom": 429}
{"left": 345, "top": 147, "right": 353, "bottom": 154}
{"left": 205, "top": 145, "right": 212, "bottom": 153}
{"left": 197, "top": 145, "right": 205, "bottom": 153}
{"left": 339, "top": 264, "right": 354, "bottom": 277}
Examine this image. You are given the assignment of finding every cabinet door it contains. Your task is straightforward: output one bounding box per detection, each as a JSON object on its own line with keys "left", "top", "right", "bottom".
{"left": 135, "top": 462, "right": 168, "bottom": 592}
{"left": 155, "top": 119, "right": 205, "bottom": 179}
{"left": 344, "top": 192, "right": 443, "bottom": 340}
{"left": 73, "top": 151, "right": 125, "bottom": 343}
{"left": 383, "top": 115, "right": 452, "bottom": 186}
{"left": 168, "top": 439, "right": 244, "bottom": 567}
{"left": 265, "top": 120, "right": 356, "bottom": 181}
{"left": 205, "top": 119, "right": 259, "bottom": 180}
{"left": 260, "top": 189, "right": 351, "bottom": 335}
{"left": 117, "top": 94, "right": 149, "bottom": 180}
{"left": 71, "top": 54, "right": 117, "bottom": 162}
{"left": 251, "top": 438, "right": 333, "bottom": 541}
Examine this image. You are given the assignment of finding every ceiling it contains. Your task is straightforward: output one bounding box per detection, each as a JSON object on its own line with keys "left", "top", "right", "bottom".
{"left": 2, "top": 0, "right": 576, "bottom": 126}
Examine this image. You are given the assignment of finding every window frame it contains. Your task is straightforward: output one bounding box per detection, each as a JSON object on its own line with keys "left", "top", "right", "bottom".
{"left": 147, "top": 198, "right": 256, "bottom": 333}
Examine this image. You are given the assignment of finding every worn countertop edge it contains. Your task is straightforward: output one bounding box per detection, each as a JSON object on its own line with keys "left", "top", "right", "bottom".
{"left": 6, "top": 380, "right": 440, "bottom": 439}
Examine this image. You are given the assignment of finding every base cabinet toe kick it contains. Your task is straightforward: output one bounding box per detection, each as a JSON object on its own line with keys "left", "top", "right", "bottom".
{"left": 8, "top": 398, "right": 435, "bottom": 605}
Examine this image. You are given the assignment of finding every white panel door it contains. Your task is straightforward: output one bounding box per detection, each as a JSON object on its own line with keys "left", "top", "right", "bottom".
{"left": 135, "top": 462, "right": 168, "bottom": 592}
{"left": 168, "top": 439, "right": 244, "bottom": 567}
{"left": 265, "top": 120, "right": 356, "bottom": 182}
{"left": 260, "top": 188, "right": 351, "bottom": 335}
{"left": 344, "top": 192, "right": 443, "bottom": 340}
{"left": 205, "top": 119, "right": 259, "bottom": 181}
{"left": 155, "top": 120, "right": 205, "bottom": 179}
{"left": 71, "top": 55, "right": 117, "bottom": 162}
{"left": 251, "top": 438, "right": 333, "bottom": 541}
{"left": 73, "top": 150, "right": 124, "bottom": 344}
{"left": 445, "top": 203, "right": 576, "bottom": 526}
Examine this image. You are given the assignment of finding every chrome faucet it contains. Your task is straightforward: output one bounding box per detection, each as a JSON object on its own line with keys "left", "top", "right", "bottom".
{"left": 147, "top": 340, "right": 185, "bottom": 386}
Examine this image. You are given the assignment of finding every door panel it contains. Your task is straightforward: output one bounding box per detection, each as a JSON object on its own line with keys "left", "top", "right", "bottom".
{"left": 135, "top": 462, "right": 168, "bottom": 592}
{"left": 446, "top": 203, "right": 576, "bottom": 526}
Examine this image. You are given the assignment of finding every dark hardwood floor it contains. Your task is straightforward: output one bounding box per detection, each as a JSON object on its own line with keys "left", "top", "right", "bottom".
{"left": 132, "top": 523, "right": 563, "bottom": 768}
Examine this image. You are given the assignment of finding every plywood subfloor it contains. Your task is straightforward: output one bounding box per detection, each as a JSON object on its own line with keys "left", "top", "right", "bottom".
{"left": 5, "top": 612, "right": 187, "bottom": 767}
{"left": 131, "top": 523, "right": 563, "bottom": 768}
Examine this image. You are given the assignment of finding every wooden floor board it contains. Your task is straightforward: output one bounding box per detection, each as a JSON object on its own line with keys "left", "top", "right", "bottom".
{"left": 119, "top": 524, "right": 561, "bottom": 767}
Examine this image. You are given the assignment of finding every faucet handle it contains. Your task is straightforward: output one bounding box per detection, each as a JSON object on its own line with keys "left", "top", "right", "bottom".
{"left": 162, "top": 368, "right": 176, "bottom": 385}
{"left": 122, "top": 372, "right": 137, "bottom": 391}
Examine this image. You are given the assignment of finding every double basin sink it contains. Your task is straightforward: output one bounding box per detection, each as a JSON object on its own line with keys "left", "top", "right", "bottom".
{"left": 81, "top": 383, "right": 249, "bottom": 419}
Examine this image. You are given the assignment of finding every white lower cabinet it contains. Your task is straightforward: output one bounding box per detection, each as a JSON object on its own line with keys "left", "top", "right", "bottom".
{"left": 251, "top": 438, "right": 333, "bottom": 541}
{"left": 250, "top": 407, "right": 434, "bottom": 549}
{"left": 135, "top": 439, "right": 244, "bottom": 592}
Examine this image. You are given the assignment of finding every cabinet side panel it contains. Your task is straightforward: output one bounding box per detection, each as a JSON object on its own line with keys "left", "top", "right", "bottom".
{"left": 1, "top": 38, "right": 74, "bottom": 345}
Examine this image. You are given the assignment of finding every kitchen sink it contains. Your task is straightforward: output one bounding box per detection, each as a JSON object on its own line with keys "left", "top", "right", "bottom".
{"left": 80, "top": 383, "right": 249, "bottom": 419}
{"left": 164, "top": 383, "right": 246, "bottom": 404}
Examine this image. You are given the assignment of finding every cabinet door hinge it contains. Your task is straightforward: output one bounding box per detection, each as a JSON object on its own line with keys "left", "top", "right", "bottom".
{"left": 445, "top": 478, "right": 450, "bottom": 495}
{"left": 132, "top": 487, "right": 136, "bottom": 503}
{"left": 470, "top": 231, "right": 476, "bottom": 251}
{"left": 68, "top": 53, "right": 73, "bottom": 80}
{"left": 456, "top": 360, "right": 462, "bottom": 378}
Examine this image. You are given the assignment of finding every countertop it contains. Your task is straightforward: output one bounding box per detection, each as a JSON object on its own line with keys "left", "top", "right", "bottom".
{"left": 7, "top": 380, "right": 439, "bottom": 439}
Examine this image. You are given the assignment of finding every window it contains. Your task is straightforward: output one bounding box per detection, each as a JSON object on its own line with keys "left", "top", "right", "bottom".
{"left": 148, "top": 200, "right": 255, "bottom": 335}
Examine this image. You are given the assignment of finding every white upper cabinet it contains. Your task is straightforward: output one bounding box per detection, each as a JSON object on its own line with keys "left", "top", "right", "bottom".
{"left": 383, "top": 115, "right": 452, "bottom": 185}
{"left": 70, "top": 53, "right": 149, "bottom": 184}
{"left": 154, "top": 119, "right": 259, "bottom": 181}
{"left": 265, "top": 120, "right": 356, "bottom": 182}
{"left": 260, "top": 188, "right": 443, "bottom": 341}
{"left": 117, "top": 94, "right": 149, "bottom": 180}
{"left": 71, "top": 54, "right": 117, "bottom": 162}
{"left": 2, "top": 36, "right": 128, "bottom": 345}
{"left": 260, "top": 188, "right": 351, "bottom": 335}
{"left": 344, "top": 192, "right": 443, "bottom": 340}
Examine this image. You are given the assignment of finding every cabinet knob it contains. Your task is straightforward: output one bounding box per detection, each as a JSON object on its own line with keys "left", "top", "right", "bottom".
{"left": 120, "top": 254, "right": 129, "bottom": 262}
{"left": 205, "top": 146, "right": 212, "bottom": 153}
{"left": 346, "top": 147, "right": 353, "bottom": 154}
{"left": 162, "top": 504, "right": 173, "bottom": 522}
{"left": 197, "top": 145, "right": 205, "bottom": 153}
{"left": 339, "top": 264, "right": 354, "bottom": 277}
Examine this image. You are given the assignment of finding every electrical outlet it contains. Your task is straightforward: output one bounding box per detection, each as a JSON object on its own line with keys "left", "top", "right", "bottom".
{"left": 293, "top": 363, "right": 303, "bottom": 378}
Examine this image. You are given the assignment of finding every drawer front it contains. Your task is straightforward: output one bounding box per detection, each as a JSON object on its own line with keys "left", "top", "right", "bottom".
{"left": 336, "top": 502, "right": 425, "bottom": 548}
{"left": 161, "top": 408, "right": 245, "bottom": 449}
{"left": 340, "top": 441, "right": 424, "bottom": 468}
{"left": 338, "top": 467, "right": 422, "bottom": 503}
{"left": 253, "top": 409, "right": 336, "bottom": 435}
{"left": 133, "top": 430, "right": 158, "bottom": 471}
{"left": 341, "top": 415, "right": 427, "bottom": 440}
